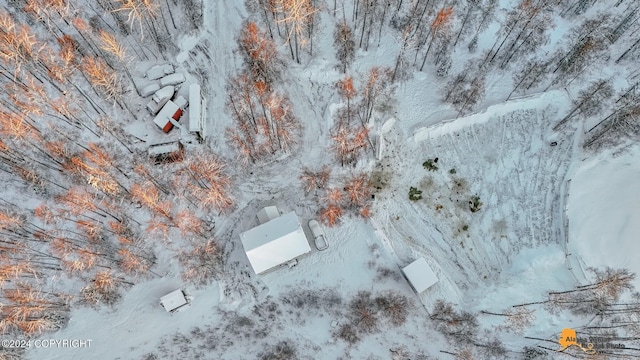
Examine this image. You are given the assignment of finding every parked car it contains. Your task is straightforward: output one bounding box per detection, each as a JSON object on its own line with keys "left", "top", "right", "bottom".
{"left": 308, "top": 219, "right": 328, "bottom": 251}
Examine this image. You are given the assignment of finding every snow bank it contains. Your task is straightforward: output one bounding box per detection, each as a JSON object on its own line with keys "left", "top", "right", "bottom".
{"left": 412, "top": 90, "right": 568, "bottom": 142}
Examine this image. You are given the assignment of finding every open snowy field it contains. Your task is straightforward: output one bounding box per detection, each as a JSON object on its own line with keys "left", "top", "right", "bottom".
{"left": 567, "top": 143, "right": 640, "bottom": 290}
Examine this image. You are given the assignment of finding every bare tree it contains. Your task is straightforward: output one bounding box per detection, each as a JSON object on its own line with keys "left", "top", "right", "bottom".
{"left": 431, "top": 300, "right": 479, "bottom": 343}
{"left": 319, "top": 203, "right": 343, "bottom": 226}
{"left": 554, "top": 79, "right": 613, "bottom": 130}
{"left": 179, "top": 240, "right": 223, "bottom": 285}
{"left": 299, "top": 166, "right": 330, "bottom": 194}
{"left": 334, "top": 21, "right": 355, "bottom": 73}
{"left": 481, "top": 307, "right": 536, "bottom": 332}
{"left": 225, "top": 74, "right": 300, "bottom": 163}
{"left": 238, "top": 21, "right": 284, "bottom": 85}
{"left": 81, "top": 57, "right": 125, "bottom": 105}
{"left": 417, "top": 7, "right": 454, "bottom": 72}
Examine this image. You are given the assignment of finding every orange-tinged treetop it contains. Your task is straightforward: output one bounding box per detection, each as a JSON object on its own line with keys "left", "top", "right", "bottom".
{"left": 432, "top": 7, "right": 453, "bottom": 30}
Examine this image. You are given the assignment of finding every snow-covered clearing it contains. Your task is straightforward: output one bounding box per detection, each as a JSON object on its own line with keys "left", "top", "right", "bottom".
{"left": 374, "top": 91, "right": 574, "bottom": 300}
{"left": 568, "top": 143, "right": 640, "bottom": 290}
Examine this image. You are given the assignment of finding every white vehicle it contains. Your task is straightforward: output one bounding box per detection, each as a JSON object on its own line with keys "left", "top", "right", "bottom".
{"left": 308, "top": 219, "right": 328, "bottom": 251}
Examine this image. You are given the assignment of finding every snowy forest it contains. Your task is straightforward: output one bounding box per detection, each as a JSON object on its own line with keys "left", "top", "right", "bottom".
{"left": 0, "top": 0, "right": 639, "bottom": 359}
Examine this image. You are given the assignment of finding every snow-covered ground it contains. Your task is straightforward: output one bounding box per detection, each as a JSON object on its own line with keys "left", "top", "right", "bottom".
{"left": 1, "top": 0, "right": 638, "bottom": 359}
{"left": 24, "top": 91, "right": 592, "bottom": 359}
{"left": 26, "top": 218, "right": 445, "bottom": 360}
{"left": 567, "top": 143, "right": 640, "bottom": 289}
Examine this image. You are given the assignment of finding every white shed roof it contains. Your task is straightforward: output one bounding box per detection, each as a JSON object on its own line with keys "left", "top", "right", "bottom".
{"left": 188, "top": 84, "right": 201, "bottom": 133}
{"left": 240, "top": 211, "right": 311, "bottom": 275}
{"left": 402, "top": 258, "right": 438, "bottom": 293}
{"left": 160, "top": 289, "right": 187, "bottom": 312}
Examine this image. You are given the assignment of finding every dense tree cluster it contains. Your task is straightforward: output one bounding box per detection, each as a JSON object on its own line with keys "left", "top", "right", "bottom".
{"left": 0, "top": 1, "right": 233, "bottom": 338}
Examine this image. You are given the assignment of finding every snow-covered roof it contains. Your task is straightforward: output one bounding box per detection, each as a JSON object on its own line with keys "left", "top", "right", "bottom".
{"left": 152, "top": 85, "right": 175, "bottom": 103}
{"left": 160, "top": 73, "right": 186, "bottom": 87}
{"left": 174, "top": 95, "right": 187, "bottom": 109}
{"left": 153, "top": 100, "right": 181, "bottom": 132}
{"left": 160, "top": 289, "right": 187, "bottom": 312}
{"left": 148, "top": 141, "right": 181, "bottom": 156}
{"left": 140, "top": 83, "right": 160, "bottom": 98}
{"left": 188, "top": 84, "right": 201, "bottom": 132}
{"left": 146, "top": 64, "right": 174, "bottom": 80}
{"left": 240, "top": 211, "right": 311, "bottom": 275}
{"left": 257, "top": 206, "right": 279, "bottom": 225}
{"left": 402, "top": 258, "right": 438, "bottom": 293}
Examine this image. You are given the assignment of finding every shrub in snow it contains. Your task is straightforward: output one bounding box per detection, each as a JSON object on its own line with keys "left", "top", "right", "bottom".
{"left": 319, "top": 203, "right": 343, "bottom": 226}
{"left": 259, "top": 340, "right": 297, "bottom": 360}
{"left": 423, "top": 159, "right": 438, "bottom": 171}
{"left": 180, "top": 0, "right": 203, "bottom": 29}
{"left": 0, "top": 348, "right": 24, "bottom": 360}
{"left": 480, "top": 337, "right": 507, "bottom": 359}
{"left": 521, "top": 346, "right": 549, "bottom": 360}
{"left": 431, "top": 300, "right": 479, "bottom": 343}
{"left": 374, "top": 292, "right": 412, "bottom": 326}
{"left": 454, "top": 348, "right": 476, "bottom": 360}
{"left": 409, "top": 187, "right": 423, "bottom": 201}
{"left": 335, "top": 323, "right": 360, "bottom": 344}
{"left": 348, "top": 291, "right": 379, "bottom": 333}
{"left": 376, "top": 267, "right": 402, "bottom": 281}
{"left": 469, "top": 195, "right": 482, "bottom": 212}
{"left": 281, "top": 288, "right": 342, "bottom": 314}
{"left": 140, "top": 353, "right": 159, "bottom": 360}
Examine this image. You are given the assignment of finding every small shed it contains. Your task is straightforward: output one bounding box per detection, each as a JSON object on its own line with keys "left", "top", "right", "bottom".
{"left": 153, "top": 100, "right": 182, "bottom": 133}
{"left": 148, "top": 141, "right": 184, "bottom": 164}
{"left": 401, "top": 258, "right": 438, "bottom": 293}
{"left": 257, "top": 206, "right": 279, "bottom": 225}
{"left": 240, "top": 211, "right": 311, "bottom": 275}
{"left": 188, "top": 84, "right": 202, "bottom": 133}
{"left": 160, "top": 289, "right": 188, "bottom": 313}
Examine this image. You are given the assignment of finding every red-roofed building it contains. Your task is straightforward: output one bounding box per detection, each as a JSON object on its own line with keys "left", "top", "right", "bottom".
{"left": 153, "top": 100, "right": 182, "bottom": 133}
